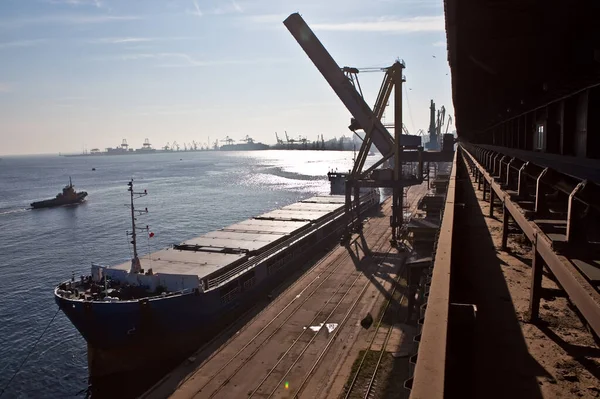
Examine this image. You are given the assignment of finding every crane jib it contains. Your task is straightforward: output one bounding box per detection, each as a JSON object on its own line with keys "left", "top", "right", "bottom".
{"left": 283, "top": 13, "right": 395, "bottom": 157}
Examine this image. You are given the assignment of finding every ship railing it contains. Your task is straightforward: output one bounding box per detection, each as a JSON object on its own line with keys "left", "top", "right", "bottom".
{"left": 205, "top": 191, "right": 378, "bottom": 290}
{"left": 205, "top": 207, "right": 345, "bottom": 290}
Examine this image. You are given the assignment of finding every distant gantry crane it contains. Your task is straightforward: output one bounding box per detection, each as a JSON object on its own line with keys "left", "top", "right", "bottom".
{"left": 275, "top": 132, "right": 284, "bottom": 145}
{"left": 142, "top": 138, "right": 152, "bottom": 150}
{"left": 221, "top": 136, "right": 234, "bottom": 145}
{"left": 285, "top": 131, "right": 296, "bottom": 145}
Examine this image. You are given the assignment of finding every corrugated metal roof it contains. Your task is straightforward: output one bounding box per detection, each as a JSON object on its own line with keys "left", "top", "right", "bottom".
{"left": 180, "top": 237, "right": 275, "bottom": 252}
{"left": 282, "top": 202, "right": 341, "bottom": 212}
{"left": 302, "top": 195, "right": 345, "bottom": 204}
{"left": 109, "top": 194, "right": 346, "bottom": 279}
{"left": 222, "top": 219, "right": 309, "bottom": 234}
{"left": 110, "top": 248, "right": 246, "bottom": 279}
{"left": 256, "top": 209, "right": 330, "bottom": 222}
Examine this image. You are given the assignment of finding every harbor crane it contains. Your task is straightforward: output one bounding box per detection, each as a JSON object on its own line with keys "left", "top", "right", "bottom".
{"left": 221, "top": 136, "right": 234, "bottom": 145}
{"left": 436, "top": 105, "right": 446, "bottom": 140}
{"left": 121, "top": 139, "right": 129, "bottom": 150}
{"left": 142, "top": 138, "right": 152, "bottom": 150}
{"left": 445, "top": 115, "right": 453, "bottom": 134}
{"left": 284, "top": 13, "right": 454, "bottom": 243}
{"left": 240, "top": 135, "right": 255, "bottom": 144}
{"left": 285, "top": 131, "right": 296, "bottom": 145}
{"left": 275, "top": 132, "right": 284, "bottom": 145}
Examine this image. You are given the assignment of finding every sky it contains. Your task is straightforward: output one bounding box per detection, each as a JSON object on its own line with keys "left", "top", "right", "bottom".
{"left": 0, "top": 0, "right": 453, "bottom": 155}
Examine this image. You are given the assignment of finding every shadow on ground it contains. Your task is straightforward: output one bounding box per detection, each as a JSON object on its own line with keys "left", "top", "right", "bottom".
{"left": 448, "top": 154, "right": 547, "bottom": 398}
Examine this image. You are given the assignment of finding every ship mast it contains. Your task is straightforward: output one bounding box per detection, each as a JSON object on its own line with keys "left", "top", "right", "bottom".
{"left": 127, "top": 179, "right": 148, "bottom": 274}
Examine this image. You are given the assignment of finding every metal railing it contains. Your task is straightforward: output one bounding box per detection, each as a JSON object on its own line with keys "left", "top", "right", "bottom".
{"left": 462, "top": 143, "right": 600, "bottom": 337}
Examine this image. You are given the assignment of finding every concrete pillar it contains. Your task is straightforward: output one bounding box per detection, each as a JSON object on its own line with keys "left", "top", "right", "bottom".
{"left": 529, "top": 245, "right": 544, "bottom": 322}
{"left": 501, "top": 204, "right": 510, "bottom": 250}
{"left": 489, "top": 184, "right": 495, "bottom": 217}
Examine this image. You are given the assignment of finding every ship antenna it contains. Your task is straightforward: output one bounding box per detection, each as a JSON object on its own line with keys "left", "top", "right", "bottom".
{"left": 127, "top": 179, "right": 148, "bottom": 274}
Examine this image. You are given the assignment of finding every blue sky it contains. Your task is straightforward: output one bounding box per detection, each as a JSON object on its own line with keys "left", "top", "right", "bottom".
{"left": 0, "top": 0, "right": 452, "bottom": 155}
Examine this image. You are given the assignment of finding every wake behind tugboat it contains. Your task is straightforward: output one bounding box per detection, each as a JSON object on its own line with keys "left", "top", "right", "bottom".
{"left": 30, "top": 177, "right": 88, "bottom": 209}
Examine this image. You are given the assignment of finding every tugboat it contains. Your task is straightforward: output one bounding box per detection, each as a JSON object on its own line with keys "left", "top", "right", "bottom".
{"left": 31, "top": 178, "right": 88, "bottom": 209}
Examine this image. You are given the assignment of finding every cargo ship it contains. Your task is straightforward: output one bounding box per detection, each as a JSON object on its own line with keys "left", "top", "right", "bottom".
{"left": 54, "top": 174, "right": 379, "bottom": 357}
{"left": 219, "top": 142, "right": 269, "bottom": 151}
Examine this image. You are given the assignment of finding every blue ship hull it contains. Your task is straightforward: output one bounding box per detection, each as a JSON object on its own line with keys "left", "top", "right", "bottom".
{"left": 55, "top": 185, "right": 380, "bottom": 370}
{"left": 55, "top": 277, "right": 274, "bottom": 349}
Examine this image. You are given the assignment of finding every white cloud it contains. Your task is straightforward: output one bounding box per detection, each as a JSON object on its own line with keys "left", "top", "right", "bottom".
{"left": 311, "top": 15, "right": 445, "bottom": 33}
{"left": 0, "top": 14, "right": 140, "bottom": 28}
{"left": 46, "top": 0, "right": 103, "bottom": 7}
{"left": 244, "top": 14, "right": 288, "bottom": 24}
{"left": 0, "top": 39, "right": 48, "bottom": 49}
{"left": 90, "top": 36, "right": 203, "bottom": 45}
{"left": 91, "top": 37, "right": 153, "bottom": 44}
{"left": 212, "top": 0, "right": 244, "bottom": 15}
{"left": 113, "top": 52, "right": 289, "bottom": 68}
{"left": 0, "top": 83, "right": 12, "bottom": 93}
{"left": 433, "top": 40, "right": 446, "bottom": 47}
{"left": 231, "top": 0, "right": 243, "bottom": 13}
{"left": 189, "top": 0, "right": 203, "bottom": 17}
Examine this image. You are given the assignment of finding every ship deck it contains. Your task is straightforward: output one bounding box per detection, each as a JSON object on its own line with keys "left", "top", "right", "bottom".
{"left": 140, "top": 182, "right": 430, "bottom": 399}
{"left": 107, "top": 195, "right": 347, "bottom": 281}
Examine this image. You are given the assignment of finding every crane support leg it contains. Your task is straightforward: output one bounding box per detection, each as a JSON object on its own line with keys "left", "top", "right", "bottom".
{"left": 391, "top": 62, "right": 405, "bottom": 243}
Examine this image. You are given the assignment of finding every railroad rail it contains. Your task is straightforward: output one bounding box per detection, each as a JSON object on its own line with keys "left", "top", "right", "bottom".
{"left": 140, "top": 200, "right": 395, "bottom": 399}
{"left": 143, "top": 184, "right": 431, "bottom": 399}
{"left": 188, "top": 202, "right": 396, "bottom": 398}
{"left": 189, "top": 202, "right": 395, "bottom": 398}
{"left": 342, "top": 259, "right": 407, "bottom": 399}
{"left": 342, "top": 186, "right": 429, "bottom": 399}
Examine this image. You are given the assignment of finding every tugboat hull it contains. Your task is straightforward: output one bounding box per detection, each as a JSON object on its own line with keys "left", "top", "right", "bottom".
{"left": 31, "top": 192, "right": 88, "bottom": 209}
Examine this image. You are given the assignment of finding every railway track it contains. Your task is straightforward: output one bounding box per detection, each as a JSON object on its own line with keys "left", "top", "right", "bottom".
{"left": 341, "top": 184, "right": 426, "bottom": 399}
{"left": 342, "top": 268, "right": 407, "bottom": 399}
{"left": 161, "top": 183, "right": 430, "bottom": 399}
{"left": 246, "top": 220, "right": 396, "bottom": 398}
{"left": 264, "top": 186, "right": 426, "bottom": 399}
{"left": 188, "top": 201, "right": 395, "bottom": 398}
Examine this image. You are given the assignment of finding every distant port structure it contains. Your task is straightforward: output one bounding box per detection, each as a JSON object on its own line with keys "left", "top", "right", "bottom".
{"left": 62, "top": 112, "right": 451, "bottom": 156}
{"left": 62, "top": 133, "right": 391, "bottom": 156}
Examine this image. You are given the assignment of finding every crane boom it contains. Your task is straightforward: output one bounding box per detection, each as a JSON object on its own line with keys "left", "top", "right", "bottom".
{"left": 284, "top": 13, "right": 394, "bottom": 157}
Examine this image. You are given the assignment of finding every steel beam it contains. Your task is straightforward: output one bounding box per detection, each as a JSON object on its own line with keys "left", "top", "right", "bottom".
{"left": 392, "top": 62, "right": 405, "bottom": 241}
{"left": 408, "top": 150, "right": 458, "bottom": 399}
{"left": 284, "top": 13, "right": 394, "bottom": 157}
